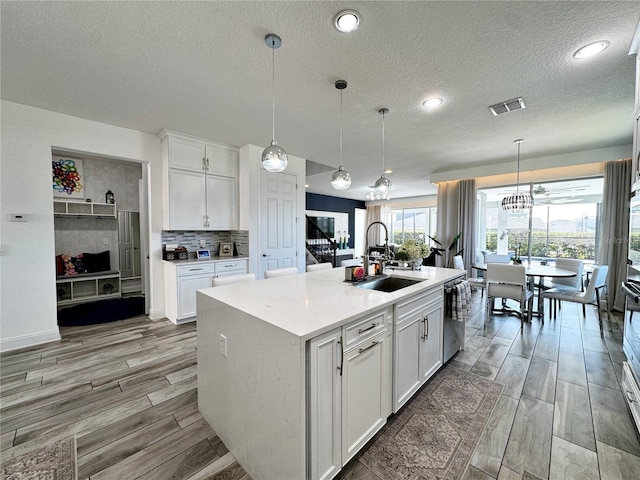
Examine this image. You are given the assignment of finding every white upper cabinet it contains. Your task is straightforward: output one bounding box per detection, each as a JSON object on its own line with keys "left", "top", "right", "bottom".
{"left": 160, "top": 130, "right": 239, "bottom": 230}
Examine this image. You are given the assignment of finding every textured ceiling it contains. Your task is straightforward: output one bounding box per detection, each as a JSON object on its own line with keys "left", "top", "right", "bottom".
{"left": 1, "top": 1, "right": 639, "bottom": 200}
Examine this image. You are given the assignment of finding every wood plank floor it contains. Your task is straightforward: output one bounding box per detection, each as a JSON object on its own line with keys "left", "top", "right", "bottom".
{"left": 1, "top": 292, "right": 639, "bottom": 479}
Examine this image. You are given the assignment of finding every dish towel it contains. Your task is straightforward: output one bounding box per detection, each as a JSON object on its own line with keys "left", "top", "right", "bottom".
{"left": 452, "top": 280, "right": 472, "bottom": 322}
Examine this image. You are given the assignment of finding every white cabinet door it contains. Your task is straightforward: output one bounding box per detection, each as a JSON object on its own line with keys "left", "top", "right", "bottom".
{"left": 393, "top": 288, "right": 443, "bottom": 412}
{"left": 169, "top": 169, "right": 206, "bottom": 230}
{"left": 341, "top": 330, "right": 390, "bottom": 464}
{"left": 421, "top": 304, "right": 443, "bottom": 383}
{"left": 206, "top": 175, "right": 237, "bottom": 230}
{"left": 206, "top": 143, "right": 238, "bottom": 177}
{"left": 177, "top": 274, "right": 214, "bottom": 320}
{"left": 308, "top": 328, "right": 342, "bottom": 480}
{"left": 394, "top": 314, "right": 422, "bottom": 410}
{"left": 168, "top": 136, "right": 206, "bottom": 172}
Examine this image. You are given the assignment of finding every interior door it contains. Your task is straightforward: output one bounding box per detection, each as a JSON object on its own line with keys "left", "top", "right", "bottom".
{"left": 118, "top": 211, "right": 134, "bottom": 278}
{"left": 260, "top": 170, "right": 297, "bottom": 278}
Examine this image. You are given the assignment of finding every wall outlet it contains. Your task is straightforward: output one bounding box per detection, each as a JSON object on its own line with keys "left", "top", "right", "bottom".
{"left": 219, "top": 334, "right": 228, "bottom": 358}
{"left": 103, "top": 238, "right": 109, "bottom": 245}
{"left": 199, "top": 239, "right": 206, "bottom": 247}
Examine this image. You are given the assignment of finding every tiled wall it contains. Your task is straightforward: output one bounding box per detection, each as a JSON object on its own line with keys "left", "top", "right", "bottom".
{"left": 161, "top": 231, "right": 249, "bottom": 258}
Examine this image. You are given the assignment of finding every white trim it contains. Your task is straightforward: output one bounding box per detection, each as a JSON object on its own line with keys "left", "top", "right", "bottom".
{"left": 148, "top": 308, "right": 165, "bottom": 320}
{"left": 1, "top": 329, "right": 61, "bottom": 352}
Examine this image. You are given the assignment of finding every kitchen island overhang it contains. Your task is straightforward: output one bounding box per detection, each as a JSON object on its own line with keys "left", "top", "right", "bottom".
{"left": 196, "top": 266, "right": 465, "bottom": 480}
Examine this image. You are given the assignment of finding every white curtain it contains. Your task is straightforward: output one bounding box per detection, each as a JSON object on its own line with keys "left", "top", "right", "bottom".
{"left": 597, "top": 158, "right": 632, "bottom": 311}
{"left": 364, "top": 204, "right": 387, "bottom": 254}
{"left": 437, "top": 179, "right": 477, "bottom": 274}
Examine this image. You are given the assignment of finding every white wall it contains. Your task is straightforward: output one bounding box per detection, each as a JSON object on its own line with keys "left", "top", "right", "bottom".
{"left": 239, "top": 144, "right": 306, "bottom": 277}
{"left": 1, "top": 101, "right": 164, "bottom": 351}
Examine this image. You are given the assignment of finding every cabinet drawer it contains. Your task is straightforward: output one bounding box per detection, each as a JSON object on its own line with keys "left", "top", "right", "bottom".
{"left": 215, "top": 260, "right": 247, "bottom": 273}
{"left": 396, "top": 288, "right": 442, "bottom": 321}
{"left": 344, "top": 309, "right": 388, "bottom": 349}
{"left": 622, "top": 362, "right": 640, "bottom": 431}
{"left": 177, "top": 264, "right": 215, "bottom": 277}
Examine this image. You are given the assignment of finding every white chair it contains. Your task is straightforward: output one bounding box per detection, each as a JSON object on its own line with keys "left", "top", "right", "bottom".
{"left": 485, "top": 263, "right": 533, "bottom": 331}
{"left": 542, "top": 265, "right": 610, "bottom": 335}
{"left": 212, "top": 273, "right": 256, "bottom": 287}
{"left": 341, "top": 258, "right": 362, "bottom": 267}
{"left": 264, "top": 267, "right": 299, "bottom": 279}
{"left": 452, "top": 255, "right": 464, "bottom": 269}
{"left": 544, "top": 258, "right": 584, "bottom": 315}
{"left": 307, "top": 262, "right": 332, "bottom": 272}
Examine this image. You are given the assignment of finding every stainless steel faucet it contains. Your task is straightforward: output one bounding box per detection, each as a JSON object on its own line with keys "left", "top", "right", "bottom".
{"left": 363, "top": 221, "right": 390, "bottom": 276}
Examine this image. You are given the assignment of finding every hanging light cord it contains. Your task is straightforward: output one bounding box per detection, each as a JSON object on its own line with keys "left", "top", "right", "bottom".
{"left": 339, "top": 89, "right": 343, "bottom": 167}
{"left": 515, "top": 139, "right": 522, "bottom": 194}
{"left": 270, "top": 40, "right": 276, "bottom": 143}
{"left": 381, "top": 110, "right": 386, "bottom": 173}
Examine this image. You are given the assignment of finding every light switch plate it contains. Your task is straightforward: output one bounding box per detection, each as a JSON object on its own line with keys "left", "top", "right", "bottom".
{"left": 220, "top": 334, "right": 228, "bottom": 358}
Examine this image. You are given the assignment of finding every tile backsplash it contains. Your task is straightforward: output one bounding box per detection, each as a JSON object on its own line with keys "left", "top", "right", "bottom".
{"left": 161, "top": 231, "right": 249, "bottom": 257}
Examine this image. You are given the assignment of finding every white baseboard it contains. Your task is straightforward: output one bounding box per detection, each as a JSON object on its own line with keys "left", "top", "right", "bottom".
{"left": 1, "top": 329, "right": 61, "bottom": 352}
{"left": 148, "top": 308, "right": 165, "bottom": 320}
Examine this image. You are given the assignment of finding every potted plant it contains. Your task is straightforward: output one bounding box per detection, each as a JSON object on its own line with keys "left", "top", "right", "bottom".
{"left": 427, "top": 233, "right": 464, "bottom": 268}
{"left": 396, "top": 239, "right": 429, "bottom": 270}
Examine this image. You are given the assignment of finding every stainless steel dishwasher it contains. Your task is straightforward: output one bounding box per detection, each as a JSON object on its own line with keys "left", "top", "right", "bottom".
{"left": 443, "top": 276, "right": 467, "bottom": 363}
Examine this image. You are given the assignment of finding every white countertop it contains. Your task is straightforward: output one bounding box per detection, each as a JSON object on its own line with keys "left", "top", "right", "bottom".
{"left": 198, "top": 266, "right": 464, "bottom": 340}
{"left": 163, "top": 256, "right": 249, "bottom": 266}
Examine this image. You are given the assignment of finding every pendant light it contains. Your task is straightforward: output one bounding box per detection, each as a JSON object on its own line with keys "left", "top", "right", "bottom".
{"left": 374, "top": 108, "right": 392, "bottom": 193}
{"left": 261, "top": 34, "right": 288, "bottom": 172}
{"left": 501, "top": 139, "right": 533, "bottom": 211}
{"left": 331, "top": 80, "right": 351, "bottom": 190}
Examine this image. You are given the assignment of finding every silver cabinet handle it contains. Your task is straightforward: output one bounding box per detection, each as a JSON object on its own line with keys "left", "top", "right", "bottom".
{"left": 358, "top": 323, "right": 377, "bottom": 334}
{"left": 262, "top": 254, "right": 271, "bottom": 257}
{"left": 627, "top": 390, "right": 637, "bottom": 404}
{"left": 188, "top": 268, "right": 204, "bottom": 271}
{"left": 202, "top": 158, "right": 207, "bottom": 171}
{"left": 422, "top": 315, "right": 429, "bottom": 341}
{"left": 206, "top": 158, "right": 210, "bottom": 169}
{"left": 337, "top": 336, "right": 344, "bottom": 376}
{"left": 359, "top": 341, "right": 379, "bottom": 354}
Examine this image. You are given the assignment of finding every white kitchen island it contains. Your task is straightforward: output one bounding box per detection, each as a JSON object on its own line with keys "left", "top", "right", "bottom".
{"left": 196, "top": 266, "right": 465, "bottom": 480}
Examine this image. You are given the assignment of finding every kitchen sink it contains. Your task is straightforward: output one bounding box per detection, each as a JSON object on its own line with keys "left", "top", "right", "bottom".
{"left": 357, "top": 276, "right": 423, "bottom": 293}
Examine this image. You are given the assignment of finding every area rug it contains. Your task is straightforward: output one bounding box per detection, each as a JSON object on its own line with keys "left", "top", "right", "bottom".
{"left": 1, "top": 436, "right": 77, "bottom": 479}
{"left": 57, "top": 296, "right": 145, "bottom": 327}
{"left": 359, "top": 365, "right": 503, "bottom": 480}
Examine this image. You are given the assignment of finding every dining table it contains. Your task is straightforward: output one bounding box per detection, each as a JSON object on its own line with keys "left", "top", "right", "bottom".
{"left": 472, "top": 263, "right": 577, "bottom": 317}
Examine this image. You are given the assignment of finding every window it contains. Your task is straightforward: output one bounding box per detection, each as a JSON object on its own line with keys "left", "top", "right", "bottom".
{"left": 477, "top": 178, "right": 602, "bottom": 263}
{"left": 387, "top": 207, "right": 437, "bottom": 247}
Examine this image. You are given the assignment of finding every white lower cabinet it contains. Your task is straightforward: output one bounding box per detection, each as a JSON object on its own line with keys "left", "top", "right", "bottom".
{"left": 308, "top": 308, "right": 392, "bottom": 480}
{"left": 164, "top": 259, "right": 248, "bottom": 324}
{"left": 394, "top": 287, "right": 443, "bottom": 412}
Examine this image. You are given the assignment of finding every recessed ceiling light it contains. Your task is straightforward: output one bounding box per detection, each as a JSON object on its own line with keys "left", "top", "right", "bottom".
{"left": 304, "top": 184, "right": 309, "bottom": 188}
{"left": 422, "top": 98, "right": 443, "bottom": 109}
{"left": 334, "top": 10, "right": 360, "bottom": 33}
{"left": 384, "top": 169, "right": 393, "bottom": 174}
{"left": 573, "top": 40, "right": 610, "bottom": 59}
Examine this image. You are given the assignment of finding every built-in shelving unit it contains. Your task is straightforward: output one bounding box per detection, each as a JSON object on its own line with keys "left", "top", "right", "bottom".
{"left": 56, "top": 271, "right": 121, "bottom": 305}
{"left": 53, "top": 200, "right": 117, "bottom": 218}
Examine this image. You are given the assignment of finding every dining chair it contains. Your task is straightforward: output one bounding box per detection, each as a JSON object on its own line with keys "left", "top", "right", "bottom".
{"left": 452, "top": 255, "right": 464, "bottom": 269}
{"left": 544, "top": 258, "right": 584, "bottom": 314}
{"left": 307, "top": 262, "right": 333, "bottom": 272}
{"left": 212, "top": 273, "right": 256, "bottom": 287}
{"left": 541, "top": 265, "right": 610, "bottom": 335}
{"left": 264, "top": 267, "right": 299, "bottom": 279}
{"left": 485, "top": 263, "right": 533, "bottom": 331}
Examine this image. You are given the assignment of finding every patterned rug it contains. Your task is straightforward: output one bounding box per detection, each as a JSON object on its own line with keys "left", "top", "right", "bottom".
{"left": 1, "top": 436, "right": 77, "bottom": 479}
{"left": 360, "top": 366, "right": 503, "bottom": 480}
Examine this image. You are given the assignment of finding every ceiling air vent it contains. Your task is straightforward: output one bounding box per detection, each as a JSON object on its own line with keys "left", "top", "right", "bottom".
{"left": 489, "top": 97, "right": 525, "bottom": 116}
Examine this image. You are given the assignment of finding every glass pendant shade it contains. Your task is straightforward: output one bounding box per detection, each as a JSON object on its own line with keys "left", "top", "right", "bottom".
{"left": 501, "top": 138, "right": 531, "bottom": 212}
{"left": 262, "top": 140, "right": 288, "bottom": 172}
{"left": 262, "top": 34, "right": 287, "bottom": 173}
{"left": 331, "top": 166, "right": 351, "bottom": 190}
{"left": 375, "top": 175, "right": 391, "bottom": 192}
